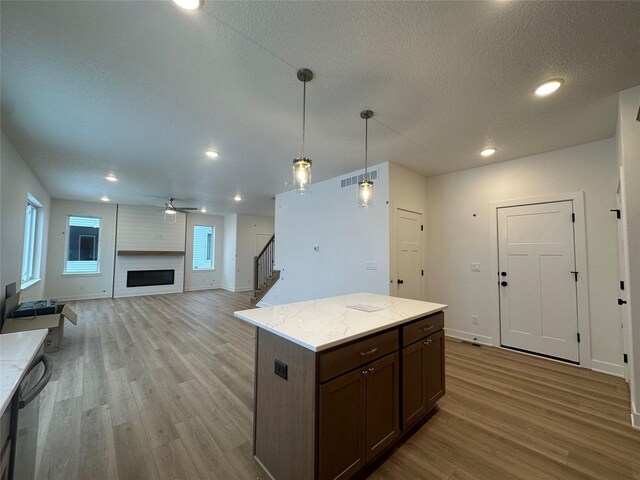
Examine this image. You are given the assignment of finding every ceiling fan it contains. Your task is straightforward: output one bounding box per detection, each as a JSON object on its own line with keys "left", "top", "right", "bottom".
{"left": 164, "top": 197, "right": 198, "bottom": 215}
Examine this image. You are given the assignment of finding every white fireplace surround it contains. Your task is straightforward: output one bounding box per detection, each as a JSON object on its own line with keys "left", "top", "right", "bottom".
{"left": 113, "top": 205, "right": 186, "bottom": 298}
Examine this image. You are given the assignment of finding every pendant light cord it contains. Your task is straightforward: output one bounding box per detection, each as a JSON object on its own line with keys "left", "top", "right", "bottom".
{"left": 302, "top": 80, "right": 306, "bottom": 158}
{"left": 364, "top": 117, "right": 368, "bottom": 177}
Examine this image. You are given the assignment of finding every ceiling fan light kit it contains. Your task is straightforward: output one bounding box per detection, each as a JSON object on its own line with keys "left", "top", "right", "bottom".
{"left": 358, "top": 109, "right": 374, "bottom": 208}
{"left": 292, "top": 68, "right": 313, "bottom": 194}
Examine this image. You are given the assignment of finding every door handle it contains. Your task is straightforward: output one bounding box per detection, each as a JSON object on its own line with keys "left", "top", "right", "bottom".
{"left": 618, "top": 299, "right": 627, "bottom": 305}
{"left": 18, "top": 353, "right": 53, "bottom": 409}
{"left": 360, "top": 347, "right": 378, "bottom": 357}
{"left": 397, "top": 279, "right": 404, "bottom": 285}
{"left": 500, "top": 281, "right": 508, "bottom": 287}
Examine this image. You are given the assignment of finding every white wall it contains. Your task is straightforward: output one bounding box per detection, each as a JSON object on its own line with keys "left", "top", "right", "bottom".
{"left": 44, "top": 199, "right": 117, "bottom": 300}
{"left": 263, "top": 162, "right": 390, "bottom": 306}
{"left": 185, "top": 212, "right": 225, "bottom": 292}
{"left": 0, "top": 132, "right": 51, "bottom": 314}
{"left": 427, "top": 138, "right": 622, "bottom": 372}
{"left": 616, "top": 85, "right": 640, "bottom": 426}
{"left": 113, "top": 205, "right": 186, "bottom": 297}
{"left": 389, "top": 162, "right": 429, "bottom": 300}
{"left": 235, "top": 214, "right": 275, "bottom": 292}
{"left": 222, "top": 214, "right": 237, "bottom": 291}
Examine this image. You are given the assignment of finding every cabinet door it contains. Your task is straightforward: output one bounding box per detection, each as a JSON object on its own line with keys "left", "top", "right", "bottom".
{"left": 425, "top": 330, "right": 445, "bottom": 410}
{"left": 319, "top": 368, "right": 367, "bottom": 480}
{"left": 402, "top": 340, "right": 427, "bottom": 430}
{"left": 365, "top": 353, "right": 399, "bottom": 462}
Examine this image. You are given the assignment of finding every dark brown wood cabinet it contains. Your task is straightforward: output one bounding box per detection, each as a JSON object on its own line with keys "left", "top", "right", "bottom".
{"left": 319, "top": 352, "right": 399, "bottom": 479}
{"left": 402, "top": 329, "right": 445, "bottom": 430}
{"left": 319, "top": 368, "right": 366, "bottom": 480}
{"left": 425, "top": 330, "right": 445, "bottom": 410}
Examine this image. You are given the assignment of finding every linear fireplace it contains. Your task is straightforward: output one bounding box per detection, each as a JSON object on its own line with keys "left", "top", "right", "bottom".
{"left": 127, "top": 269, "right": 175, "bottom": 288}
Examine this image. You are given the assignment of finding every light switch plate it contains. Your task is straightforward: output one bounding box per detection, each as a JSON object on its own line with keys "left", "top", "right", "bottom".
{"left": 471, "top": 263, "right": 480, "bottom": 272}
{"left": 366, "top": 261, "right": 378, "bottom": 270}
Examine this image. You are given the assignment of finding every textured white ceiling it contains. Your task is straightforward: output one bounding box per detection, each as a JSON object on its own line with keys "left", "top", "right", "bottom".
{"left": 2, "top": 1, "right": 639, "bottom": 216}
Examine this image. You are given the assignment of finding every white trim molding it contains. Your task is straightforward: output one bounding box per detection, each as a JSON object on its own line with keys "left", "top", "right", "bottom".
{"left": 444, "top": 328, "right": 494, "bottom": 346}
{"left": 57, "top": 292, "right": 111, "bottom": 301}
{"left": 632, "top": 403, "right": 640, "bottom": 430}
{"left": 184, "top": 285, "right": 220, "bottom": 292}
{"left": 591, "top": 360, "right": 625, "bottom": 378}
{"left": 489, "top": 191, "right": 592, "bottom": 370}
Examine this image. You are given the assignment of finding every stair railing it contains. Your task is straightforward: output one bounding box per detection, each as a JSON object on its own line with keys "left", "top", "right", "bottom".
{"left": 254, "top": 234, "right": 275, "bottom": 292}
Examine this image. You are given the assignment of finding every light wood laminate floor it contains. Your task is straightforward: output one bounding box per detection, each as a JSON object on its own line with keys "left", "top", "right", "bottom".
{"left": 35, "top": 290, "right": 640, "bottom": 480}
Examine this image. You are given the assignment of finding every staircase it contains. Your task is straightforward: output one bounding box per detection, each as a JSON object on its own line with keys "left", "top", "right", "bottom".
{"left": 251, "top": 234, "right": 279, "bottom": 305}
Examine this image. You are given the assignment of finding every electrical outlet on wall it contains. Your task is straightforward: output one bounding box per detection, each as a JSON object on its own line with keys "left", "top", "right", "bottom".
{"left": 471, "top": 263, "right": 480, "bottom": 272}
{"left": 366, "top": 261, "right": 378, "bottom": 270}
{"left": 472, "top": 315, "right": 478, "bottom": 325}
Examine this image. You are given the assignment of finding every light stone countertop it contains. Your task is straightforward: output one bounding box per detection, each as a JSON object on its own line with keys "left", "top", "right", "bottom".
{"left": 234, "top": 292, "right": 447, "bottom": 352}
{"left": 0, "top": 329, "right": 48, "bottom": 414}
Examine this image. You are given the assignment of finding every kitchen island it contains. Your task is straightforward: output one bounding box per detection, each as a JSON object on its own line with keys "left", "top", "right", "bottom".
{"left": 235, "top": 293, "right": 447, "bottom": 480}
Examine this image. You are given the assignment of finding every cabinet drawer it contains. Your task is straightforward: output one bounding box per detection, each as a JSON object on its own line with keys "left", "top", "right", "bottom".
{"left": 320, "top": 330, "right": 398, "bottom": 383}
{"left": 402, "top": 312, "right": 444, "bottom": 347}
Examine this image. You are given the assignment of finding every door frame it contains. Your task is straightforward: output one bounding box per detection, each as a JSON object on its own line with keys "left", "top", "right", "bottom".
{"left": 390, "top": 208, "right": 425, "bottom": 300}
{"left": 617, "top": 166, "right": 635, "bottom": 390}
{"left": 489, "top": 191, "right": 591, "bottom": 369}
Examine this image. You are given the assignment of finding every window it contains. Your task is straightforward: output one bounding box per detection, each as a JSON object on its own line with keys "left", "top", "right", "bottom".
{"left": 21, "top": 200, "right": 39, "bottom": 286}
{"left": 65, "top": 216, "right": 101, "bottom": 273}
{"left": 193, "top": 225, "right": 214, "bottom": 270}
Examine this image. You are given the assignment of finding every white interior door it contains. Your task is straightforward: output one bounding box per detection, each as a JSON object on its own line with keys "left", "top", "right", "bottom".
{"left": 396, "top": 209, "right": 423, "bottom": 300}
{"left": 498, "top": 201, "right": 580, "bottom": 362}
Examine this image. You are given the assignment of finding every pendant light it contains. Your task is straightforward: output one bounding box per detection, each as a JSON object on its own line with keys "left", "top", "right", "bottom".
{"left": 292, "top": 68, "right": 313, "bottom": 193}
{"left": 358, "top": 110, "right": 374, "bottom": 208}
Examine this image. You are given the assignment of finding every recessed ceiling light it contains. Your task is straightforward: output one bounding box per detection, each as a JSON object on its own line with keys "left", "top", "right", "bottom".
{"left": 535, "top": 79, "right": 563, "bottom": 97}
{"left": 480, "top": 147, "right": 497, "bottom": 157}
{"left": 205, "top": 150, "right": 219, "bottom": 159}
{"left": 172, "top": 0, "right": 202, "bottom": 10}
{"left": 100, "top": 196, "right": 110, "bottom": 202}
{"left": 234, "top": 195, "right": 242, "bottom": 202}
{"left": 105, "top": 174, "right": 118, "bottom": 182}
{"left": 200, "top": 208, "right": 207, "bottom": 213}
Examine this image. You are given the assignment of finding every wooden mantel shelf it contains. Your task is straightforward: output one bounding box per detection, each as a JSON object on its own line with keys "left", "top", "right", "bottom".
{"left": 117, "top": 250, "right": 185, "bottom": 256}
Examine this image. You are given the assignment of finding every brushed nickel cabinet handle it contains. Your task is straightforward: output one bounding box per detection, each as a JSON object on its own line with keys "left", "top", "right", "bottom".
{"left": 360, "top": 347, "right": 378, "bottom": 356}
{"left": 362, "top": 370, "right": 369, "bottom": 375}
{"left": 368, "top": 367, "right": 375, "bottom": 373}
{"left": 422, "top": 325, "right": 434, "bottom": 331}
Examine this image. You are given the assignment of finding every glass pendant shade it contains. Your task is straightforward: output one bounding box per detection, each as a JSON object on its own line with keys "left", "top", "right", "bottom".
{"left": 293, "top": 157, "right": 312, "bottom": 193}
{"left": 358, "top": 180, "right": 373, "bottom": 208}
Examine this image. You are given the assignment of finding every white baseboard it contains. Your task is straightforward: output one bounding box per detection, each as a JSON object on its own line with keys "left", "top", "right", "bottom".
{"left": 591, "top": 360, "right": 625, "bottom": 378}
{"left": 184, "top": 285, "right": 220, "bottom": 292}
{"left": 57, "top": 292, "right": 112, "bottom": 301}
{"left": 220, "top": 285, "right": 254, "bottom": 293}
{"left": 444, "top": 328, "right": 494, "bottom": 346}
{"left": 632, "top": 403, "right": 640, "bottom": 430}
{"left": 256, "top": 300, "right": 272, "bottom": 308}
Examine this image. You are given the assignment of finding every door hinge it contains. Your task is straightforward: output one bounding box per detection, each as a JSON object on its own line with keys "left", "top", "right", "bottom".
{"left": 421, "top": 270, "right": 424, "bottom": 276}
{"left": 623, "top": 353, "right": 628, "bottom": 364}
{"left": 571, "top": 213, "right": 576, "bottom": 222}
{"left": 577, "top": 333, "right": 581, "bottom": 343}
{"left": 620, "top": 280, "right": 625, "bottom": 291}
{"left": 421, "top": 225, "right": 424, "bottom": 231}
{"left": 610, "top": 209, "right": 621, "bottom": 219}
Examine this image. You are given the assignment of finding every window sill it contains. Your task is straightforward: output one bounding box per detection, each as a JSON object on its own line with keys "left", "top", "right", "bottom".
{"left": 62, "top": 272, "right": 101, "bottom": 277}
{"left": 192, "top": 268, "right": 216, "bottom": 272}
{"left": 20, "top": 278, "right": 41, "bottom": 290}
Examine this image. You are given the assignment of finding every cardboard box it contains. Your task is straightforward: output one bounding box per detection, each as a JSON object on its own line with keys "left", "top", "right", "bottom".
{"left": 1, "top": 284, "right": 77, "bottom": 353}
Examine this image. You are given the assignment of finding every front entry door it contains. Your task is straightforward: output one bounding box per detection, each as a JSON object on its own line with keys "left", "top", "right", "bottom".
{"left": 498, "top": 201, "right": 580, "bottom": 362}
{"left": 396, "top": 209, "right": 423, "bottom": 300}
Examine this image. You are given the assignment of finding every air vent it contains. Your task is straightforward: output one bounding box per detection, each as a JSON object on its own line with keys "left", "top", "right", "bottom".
{"left": 340, "top": 169, "right": 378, "bottom": 188}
